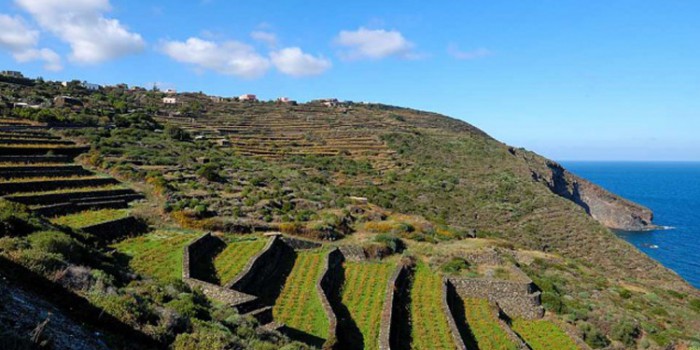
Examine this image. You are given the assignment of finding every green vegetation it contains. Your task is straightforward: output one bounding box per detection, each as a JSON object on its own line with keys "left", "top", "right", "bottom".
{"left": 112, "top": 229, "right": 197, "bottom": 282}
{"left": 273, "top": 249, "right": 329, "bottom": 339}
{"left": 512, "top": 319, "right": 579, "bottom": 350}
{"left": 462, "top": 298, "right": 517, "bottom": 350}
{"left": 410, "top": 263, "right": 456, "bottom": 350}
{"left": 213, "top": 237, "right": 266, "bottom": 285}
{"left": 50, "top": 208, "right": 130, "bottom": 228}
{"left": 340, "top": 261, "right": 394, "bottom": 350}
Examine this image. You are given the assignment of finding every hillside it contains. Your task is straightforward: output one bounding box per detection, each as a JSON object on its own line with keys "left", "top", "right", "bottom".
{"left": 0, "top": 80, "right": 699, "bottom": 349}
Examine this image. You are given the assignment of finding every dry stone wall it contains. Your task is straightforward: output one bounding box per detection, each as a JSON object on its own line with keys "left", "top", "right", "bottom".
{"left": 81, "top": 216, "right": 148, "bottom": 242}
{"left": 317, "top": 248, "right": 343, "bottom": 349}
{"left": 379, "top": 262, "right": 413, "bottom": 350}
{"left": 442, "top": 280, "right": 469, "bottom": 350}
{"left": 448, "top": 267, "right": 544, "bottom": 320}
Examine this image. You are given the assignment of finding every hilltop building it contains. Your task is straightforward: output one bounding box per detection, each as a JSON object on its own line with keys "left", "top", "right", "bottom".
{"left": 1, "top": 70, "right": 24, "bottom": 78}
{"left": 165, "top": 89, "right": 177, "bottom": 95}
{"left": 81, "top": 81, "right": 100, "bottom": 91}
{"left": 162, "top": 97, "right": 178, "bottom": 105}
{"left": 277, "top": 97, "right": 296, "bottom": 105}
{"left": 239, "top": 94, "right": 257, "bottom": 101}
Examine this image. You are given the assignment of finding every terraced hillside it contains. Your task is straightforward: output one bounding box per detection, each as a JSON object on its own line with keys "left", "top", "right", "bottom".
{"left": 410, "top": 263, "right": 458, "bottom": 350}
{"left": 213, "top": 236, "right": 267, "bottom": 285}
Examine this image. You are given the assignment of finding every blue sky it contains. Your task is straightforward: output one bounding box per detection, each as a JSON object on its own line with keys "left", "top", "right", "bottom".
{"left": 0, "top": 0, "right": 699, "bottom": 161}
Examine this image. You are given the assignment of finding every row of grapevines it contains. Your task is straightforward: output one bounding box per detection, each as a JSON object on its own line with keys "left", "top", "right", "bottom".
{"left": 213, "top": 237, "right": 266, "bottom": 285}
{"left": 462, "top": 298, "right": 517, "bottom": 350}
{"left": 273, "top": 249, "right": 330, "bottom": 339}
{"left": 341, "top": 261, "right": 394, "bottom": 350}
{"left": 512, "top": 319, "right": 579, "bottom": 350}
{"left": 410, "top": 263, "right": 457, "bottom": 350}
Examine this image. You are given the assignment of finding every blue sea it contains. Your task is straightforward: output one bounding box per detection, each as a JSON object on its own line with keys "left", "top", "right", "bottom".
{"left": 561, "top": 162, "right": 700, "bottom": 289}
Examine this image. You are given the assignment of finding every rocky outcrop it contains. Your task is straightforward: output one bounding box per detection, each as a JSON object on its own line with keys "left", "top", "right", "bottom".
{"left": 527, "top": 157, "right": 655, "bottom": 231}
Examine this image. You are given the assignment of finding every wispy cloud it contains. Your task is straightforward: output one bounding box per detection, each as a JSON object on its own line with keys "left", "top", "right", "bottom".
{"left": 334, "top": 27, "right": 416, "bottom": 60}
{"left": 15, "top": 0, "right": 145, "bottom": 64}
{"left": 251, "top": 30, "right": 278, "bottom": 48}
{"left": 0, "top": 13, "right": 62, "bottom": 70}
{"left": 447, "top": 44, "right": 492, "bottom": 60}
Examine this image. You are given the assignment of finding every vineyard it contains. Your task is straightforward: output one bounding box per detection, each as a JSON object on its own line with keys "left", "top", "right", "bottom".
{"left": 410, "top": 263, "right": 457, "bottom": 350}
{"left": 50, "top": 208, "right": 130, "bottom": 228}
{"left": 340, "top": 261, "right": 394, "bottom": 350}
{"left": 112, "top": 230, "right": 198, "bottom": 282}
{"left": 512, "top": 319, "right": 579, "bottom": 350}
{"left": 272, "top": 249, "right": 330, "bottom": 340}
{"left": 461, "top": 298, "right": 517, "bottom": 350}
{"left": 213, "top": 237, "right": 267, "bottom": 285}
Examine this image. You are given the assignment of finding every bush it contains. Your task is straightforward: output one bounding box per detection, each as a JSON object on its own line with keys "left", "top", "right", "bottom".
{"left": 166, "top": 293, "right": 209, "bottom": 320}
{"left": 28, "top": 231, "right": 84, "bottom": 261}
{"left": 690, "top": 299, "right": 700, "bottom": 313}
{"left": 165, "top": 125, "right": 190, "bottom": 141}
{"left": 196, "top": 164, "right": 221, "bottom": 182}
{"left": 611, "top": 319, "right": 640, "bottom": 347}
{"left": 17, "top": 249, "right": 66, "bottom": 275}
{"left": 441, "top": 258, "right": 470, "bottom": 275}
{"left": 173, "top": 320, "right": 232, "bottom": 350}
{"left": 374, "top": 233, "right": 404, "bottom": 253}
{"left": 579, "top": 322, "right": 610, "bottom": 349}
{"left": 0, "top": 200, "right": 41, "bottom": 237}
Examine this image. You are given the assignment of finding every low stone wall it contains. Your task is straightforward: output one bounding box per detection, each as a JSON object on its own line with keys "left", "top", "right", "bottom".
{"left": 34, "top": 199, "right": 131, "bottom": 217}
{"left": 228, "top": 236, "right": 288, "bottom": 292}
{"left": 493, "top": 304, "right": 530, "bottom": 350}
{"left": 0, "top": 177, "right": 119, "bottom": 195}
{"left": 0, "top": 145, "right": 89, "bottom": 156}
{"left": 10, "top": 189, "right": 139, "bottom": 206}
{"left": 338, "top": 245, "right": 367, "bottom": 261}
{"left": 0, "top": 155, "right": 71, "bottom": 163}
{"left": 442, "top": 280, "right": 469, "bottom": 350}
{"left": 281, "top": 236, "right": 322, "bottom": 250}
{"left": 379, "top": 262, "right": 413, "bottom": 350}
{"left": 182, "top": 233, "right": 258, "bottom": 308}
{"left": 448, "top": 267, "right": 544, "bottom": 320}
{"left": 81, "top": 216, "right": 148, "bottom": 243}
{"left": 317, "top": 248, "right": 343, "bottom": 349}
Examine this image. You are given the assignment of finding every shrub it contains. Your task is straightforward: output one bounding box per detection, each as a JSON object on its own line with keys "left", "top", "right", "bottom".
{"left": 374, "top": 233, "right": 404, "bottom": 253}
{"left": 618, "top": 288, "right": 632, "bottom": 299}
{"left": 611, "top": 319, "right": 640, "bottom": 347}
{"left": 17, "top": 249, "right": 66, "bottom": 275}
{"left": 166, "top": 293, "right": 209, "bottom": 320}
{"left": 164, "top": 125, "right": 190, "bottom": 141}
{"left": 28, "top": 231, "right": 83, "bottom": 261}
{"left": 578, "top": 322, "right": 610, "bottom": 349}
{"left": 441, "top": 258, "right": 470, "bottom": 274}
{"left": 196, "top": 164, "right": 221, "bottom": 182}
{"left": 0, "top": 200, "right": 41, "bottom": 237}
{"left": 690, "top": 299, "right": 700, "bottom": 313}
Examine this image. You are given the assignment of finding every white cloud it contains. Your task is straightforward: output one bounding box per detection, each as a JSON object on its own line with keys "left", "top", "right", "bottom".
{"left": 0, "top": 14, "right": 62, "bottom": 71}
{"left": 271, "top": 47, "right": 331, "bottom": 77}
{"left": 161, "top": 37, "right": 270, "bottom": 78}
{"left": 250, "top": 31, "right": 277, "bottom": 48}
{"left": 335, "top": 27, "right": 415, "bottom": 60}
{"left": 447, "top": 44, "right": 492, "bottom": 60}
{"left": 15, "top": 0, "right": 145, "bottom": 64}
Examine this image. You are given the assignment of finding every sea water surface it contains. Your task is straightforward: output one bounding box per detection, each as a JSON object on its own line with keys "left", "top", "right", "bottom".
{"left": 561, "top": 162, "right": 700, "bottom": 288}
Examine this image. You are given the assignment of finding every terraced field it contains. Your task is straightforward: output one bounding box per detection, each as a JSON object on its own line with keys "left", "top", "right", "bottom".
{"left": 462, "top": 298, "right": 518, "bottom": 350}
{"left": 112, "top": 230, "right": 199, "bottom": 282}
{"left": 272, "top": 249, "right": 329, "bottom": 340}
{"left": 50, "top": 208, "right": 130, "bottom": 228}
{"left": 410, "top": 263, "right": 457, "bottom": 350}
{"left": 340, "top": 261, "right": 394, "bottom": 350}
{"left": 213, "top": 237, "right": 267, "bottom": 285}
{"left": 512, "top": 319, "right": 579, "bottom": 350}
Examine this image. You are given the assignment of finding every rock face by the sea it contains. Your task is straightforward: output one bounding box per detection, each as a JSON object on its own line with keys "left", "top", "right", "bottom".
{"left": 531, "top": 160, "right": 655, "bottom": 231}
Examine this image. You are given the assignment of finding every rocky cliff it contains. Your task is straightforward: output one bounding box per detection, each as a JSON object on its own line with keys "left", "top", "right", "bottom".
{"left": 526, "top": 156, "right": 655, "bottom": 231}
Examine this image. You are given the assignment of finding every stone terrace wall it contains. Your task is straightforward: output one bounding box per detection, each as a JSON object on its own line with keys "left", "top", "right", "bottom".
{"left": 280, "top": 236, "right": 322, "bottom": 250}
{"left": 379, "top": 262, "right": 413, "bottom": 350}
{"left": 0, "top": 177, "right": 119, "bottom": 195}
{"left": 81, "top": 216, "right": 148, "bottom": 243}
{"left": 229, "top": 236, "right": 295, "bottom": 299}
{"left": 226, "top": 235, "right": 278, "bottom": 289}
{"left": 448, "top": 269, "right": 544, "bottom": 320}
{"left": 182, "top": 233, "right": 257, "bottom": 307}
{"left": 8, "top": 189, "right": 138, "bottom": 206}
{"left": 442, "top": 280, "right": 468, "bottom": 350}
{"left": 338, "top": 245, "right": 367, "bottom": 261}
{"left": 317, "top": 248, "right": 343, "bottom": 349}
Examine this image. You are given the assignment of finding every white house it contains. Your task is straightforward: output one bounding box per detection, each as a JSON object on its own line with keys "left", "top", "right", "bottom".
{"left": 81, "top": 81, "right": 100, "bottom": 91}
{"left": 162, "top": 97, "right": 178, "bottom": 104}
{"left": 165, "top": 89, "right": 177, "bottom": 95}
{"left": 239, "top": 94, "right": 257, "bottom": 101}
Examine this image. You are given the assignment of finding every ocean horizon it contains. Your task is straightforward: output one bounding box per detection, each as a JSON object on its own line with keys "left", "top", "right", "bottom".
{"left": 562, "top": 161, "right": 700, "bottom": 289}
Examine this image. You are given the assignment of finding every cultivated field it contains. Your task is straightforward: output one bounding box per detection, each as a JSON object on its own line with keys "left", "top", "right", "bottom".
{"left": 50, "top": 208, "right": 130, "bottom": 228}
{"left": 340, "top": 261, "right": 394, "bottom": 350}
{"left": 512, "top": 319, "right": 579, "bottom": 350}
{"left": 410, "top": 263, "right": 457, "bottom": 350}
{"left": 462, "top": 298, "right": 517, "bottom": 350}
{"left": 272, "top": 249, "right": 329, "bottom": 340}
{"left": 112, "top": 229, "right": 198, "bottom": 282}
{"left": 213, "top": 237, "right": 267, "bottom": 285}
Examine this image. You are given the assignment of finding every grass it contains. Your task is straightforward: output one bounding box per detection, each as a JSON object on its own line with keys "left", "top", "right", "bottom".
{"left": 410, "top": 263, "right": 457, "bottom": 350}
{"left": 111, "top": 229, "right": 198, "bottom": 282}
{"left": 50, "top": 208, "right": 130, "bottom": 228}
{"left": 273, "top": 249, "right": 329, "bottom": 340}
{"left": 340, "top": 261, "right": 394, "bottom": 350}
{"left": 213, "top": 237, "right": 267, "bottom": 285}
{"left": 462, "top": 298, "right": 517, "bottom": 350}
{"left": 512, "top": 319, "right": 579, "bottom": 350}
